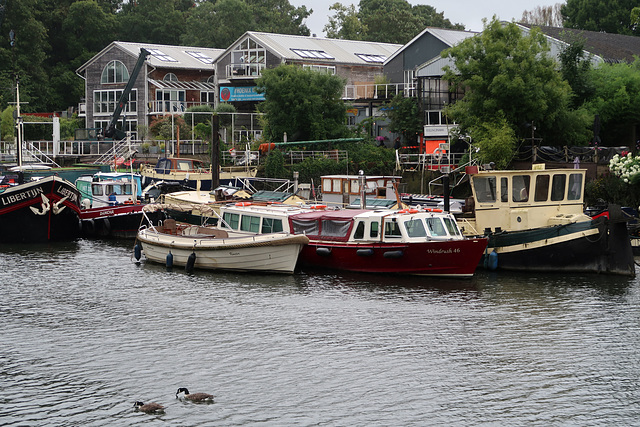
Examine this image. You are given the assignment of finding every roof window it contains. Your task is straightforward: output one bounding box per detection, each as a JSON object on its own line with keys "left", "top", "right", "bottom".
{"left": 185, "top": 50, "right": 215, "bottom": 64}
{"left": 356, "top": 53, "right": 387, "bottom": 63}
{"left": 147, "top": 48, "right": 178, "bottom": 62}
{"left": 291, "top": 48, "right": 334, "bottom": 60}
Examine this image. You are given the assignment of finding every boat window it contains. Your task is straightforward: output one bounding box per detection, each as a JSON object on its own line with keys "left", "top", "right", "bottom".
{"left": 370, "top": 221, "right": 379, "bottom": 238}
{"left": 426, "top": 218, "right": 447, "bottom": 237}
{"left": 568, "top": 173, "right": 583, "bottom": 200}
{"left": 91, "top": 184, "right": 103, "bottom": 196}
{"left": 384, "top": 220, "right": 402, "bottom": 238}
{"left": 262, "top": 217, "right": 283, "bottom": 233}
{"left": 321, "top": 220, "right": 351, "bottom": 237}
{"left": 353, "top": 221, "right": 365, "bottom": 239}
{"left": 404, "top": 219, "right": 427, "bottom": 238}
{"left": 512, "top": 175, "right": 530, "bottom": 202}
{"left": 155, "top": 159, "right": 171, "bottom": 171}
{"left": 551, "top": 174, "right": 566, "bottom": 201}
{"left": 106, "top": 184, "right": 124, "bottom": 195}
{"left": 473, "top": 177, "right": 496, "bottom": 203}
{"left": 223, "top": 212, "right": 240, "bottom": 230}
{"left": 291, "top": 219, "right": 319, "bottom": 236}
{"left": 176, "top": 160, "right": 191, "bottom": 171}
{"left": 534, "top": 174, "right": 550, "bottom": 202}
{"left": 322, "top": 179, "right": 332, "bottom": 193}
{"left": 500, "top": 177, "right": 508, "bottom": 202}
{"left": 443, "top": 217, "right": 461, "bottom": 236}
{"left": 240, "top": 215, "right": 260, "bottom": 233}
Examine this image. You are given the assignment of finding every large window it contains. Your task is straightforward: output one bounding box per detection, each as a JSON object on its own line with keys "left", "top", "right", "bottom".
{"left": 101, "top": 60, "right": 129, "bottom": 84}
{"left": 303, "top": 64, "right": 336, "bottom": 74}
{"left": 230, "top": 38, "right": 266, "bottom": 77}
{"left": 419, "top": 77, "right": 464, "bottom": 111}
{"left": 94, "top": 119, "right": 138, "bottom": 139}
{"left": 94, "top": 89, "right": 137, "bottom": 115}
{"left": 156, "top": 89, "right": 185, "bottom": 112}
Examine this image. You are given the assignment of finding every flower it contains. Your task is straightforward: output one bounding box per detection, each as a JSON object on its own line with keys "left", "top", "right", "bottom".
{"left": 610, "top": 153, "right": 640, "bottom": 184}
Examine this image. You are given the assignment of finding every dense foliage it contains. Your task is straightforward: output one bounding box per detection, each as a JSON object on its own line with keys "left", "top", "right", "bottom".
{"left": 324, "top": 0, "right": 463, "bottom": 44}
{"left": 562, "top": 0, "right": 640, "bottom": 35}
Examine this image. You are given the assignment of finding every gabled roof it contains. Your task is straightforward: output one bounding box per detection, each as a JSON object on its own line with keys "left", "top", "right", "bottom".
{"left": 385, "top": 27, "right": 478, "bottom": 64}
{"left": 518, "top": 24, "right": 640, "bottom": 63}
{"left": 224, "top": 31, "right": 402, "bottom": 66}
{"left": 77, "top": 41, "right": 224, "bottom": 74}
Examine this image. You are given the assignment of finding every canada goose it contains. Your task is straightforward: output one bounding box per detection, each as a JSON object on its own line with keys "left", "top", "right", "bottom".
{"left": 133, "top": 401, "right": 165, "bottom": 414}
{"left": 176, "top": 387, "right": 214, "bottom": 402}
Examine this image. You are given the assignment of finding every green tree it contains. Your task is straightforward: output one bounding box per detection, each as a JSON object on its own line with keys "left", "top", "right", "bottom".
{"left": 558, "top": 38, "right": 595, "bottom": 108}
{"left": 561, "top": 0, "right": 640, "bottom": 35}
{"left": 442, "top": 18, "right": 583, "bottom": 166}
{"left": 383, "top": 94, "right": 422, "bottom": 145}
{"left": 256, "top": 64, "right": 348, "bottom": 142}
{"left": 117, "top": 0, "right": 189, "bottom": 45}
{"left": 264, "top": 148, "right": 287, "bottom": 178}
{"left": 0, "top": 106, "right": 15, "bottom": 142}
{"left": 182, "top": 0, "right": 254, "bottom": 48}
{"left": 324, "top": 3, "right": 367, "bottom": 40}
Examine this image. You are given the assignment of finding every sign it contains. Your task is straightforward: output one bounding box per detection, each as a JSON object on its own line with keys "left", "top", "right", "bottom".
{"left": 219, "top": 86, "right": 265, "bottom": 102}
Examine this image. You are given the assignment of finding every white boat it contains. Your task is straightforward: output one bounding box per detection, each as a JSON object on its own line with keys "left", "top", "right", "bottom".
{"left": 136, "top": 219, "right": 309, "bottom": 274}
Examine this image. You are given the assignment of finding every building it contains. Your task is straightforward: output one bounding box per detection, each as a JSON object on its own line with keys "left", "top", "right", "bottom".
{"left": 76, "top": 41, "right": 224, "bottom": 140}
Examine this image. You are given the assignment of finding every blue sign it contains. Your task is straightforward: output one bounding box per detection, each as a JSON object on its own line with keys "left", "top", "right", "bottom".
{"left": 219, "top": 86, "right": 265, "bottom": 102}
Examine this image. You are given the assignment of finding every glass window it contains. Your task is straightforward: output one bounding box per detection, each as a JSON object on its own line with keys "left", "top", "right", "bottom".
{"left": 163, "top": 73, "right": 178, "bottom": 81}
{"left": 91, "top": 184, "right": 103, "bottom": 196}
{"left": 101, "top": 60, "right": 129, "bottom": 84}
{"left": 240, "top": 215, "right": 260, "bottom": 233}
{"left": 176, "top": 160, "right": 191, "bottom": 171}
{"left": 322, "top": 178, "right": 332, "bottom": 193}
{"left": 404, "top": 219, "right": 427, "bottom": 238}
{"left": 332, "top": 179, "right": 341, "bottom": 193}
{"left": 473, "top": 177, "right": 496, "bottom": 203}
{"left": 443, "top": 218, "right": 461, "bottom": 236}
{"left": 512, "top": 175, "right": 530, "bottom": 202}
{"left": 534, "top": 175, "right": 550, "bottom": 202}
{"left": 262, "top": 218, "right": 283, "bottom": 233}
{"left": 568, "top": 173, "right": 583, "bottom": 200}
{"left": 353, "top": 221, "right": 365, "bottom": 239}
{"left": 426, "top": 218, "right": 447, "bottom": 237}
{"left": 500, "top": 177, "right": 508, "bottom": 202}
{"left": 370, "top": 221, "right": 379, "bottom": 238}
{"left": 223, "top": 212, "right": 239, "bottom": 230}
{"left": 551, "top": 174, "right": 566, "bottom": 201}
{"left": 384, "top": 221, "right": 402, "bottom": 238}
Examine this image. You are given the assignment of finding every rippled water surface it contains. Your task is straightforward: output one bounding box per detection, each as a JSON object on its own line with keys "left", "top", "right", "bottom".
{"left": 1, "top": 239, "right": 639, "bottom": 426}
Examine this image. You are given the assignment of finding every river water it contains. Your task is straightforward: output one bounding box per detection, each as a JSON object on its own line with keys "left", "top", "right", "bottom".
{"left": 1, "top": 238, "right": 639, "bottom": 426}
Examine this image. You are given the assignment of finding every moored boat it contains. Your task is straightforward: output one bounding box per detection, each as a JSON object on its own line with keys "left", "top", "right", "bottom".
{"left": 0, "top": 175, "right": 81, "bottom": 243}
{"left": 288, "top": 208, "right": 488, "bottom": 277}
{"left": 136, "top": 219, "right": 309, "bottom": 273}
{"left": 457, "top": 166, "right": 635, "bottom": 276}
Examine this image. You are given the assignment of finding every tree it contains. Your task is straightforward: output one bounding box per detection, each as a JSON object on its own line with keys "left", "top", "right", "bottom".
{"left": 182, "top": 0, "right": 255, "bottom": 48}
{"left": 442, "top": 18, "right": 584, "bottom": 167}
{"left": 383, "top": 94, "right": 422, "bottom": 145}
{"left": 520, "top": 4, "right": 564, "bottom": 27}
{"left": 558, "top": 39, "right": 595, "bottom": 108}
{"left": 325, "top": 0, "right": 463, "bottom": 44}
{"left": 256, "top": 64, "right": 348, "bottom": 142}
{"left": 117, "top": 0, "right": 190, "bottom": 45}
{"left": 561, "top": 0, "right": 640, "bottom": 35}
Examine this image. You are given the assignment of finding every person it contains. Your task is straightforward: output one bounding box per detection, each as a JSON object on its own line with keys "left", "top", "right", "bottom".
{"left": 108, "top": 192, "right": 117, "bottom": 205}
{"left": 394, "top": 137, "right": 401, "bottom": 149}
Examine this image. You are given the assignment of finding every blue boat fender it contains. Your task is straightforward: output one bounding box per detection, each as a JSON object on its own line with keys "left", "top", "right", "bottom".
{"left": 134, "top": 243, "right": 142, "bottom": 262}
{"left": 487, "top": 250, "right": 498, "bottom": 271}
{"left": 186, "top": 252, "right": 196, "bottom": 272}
{"left": 166, "top": 251, "right": 174, "bottom": 269}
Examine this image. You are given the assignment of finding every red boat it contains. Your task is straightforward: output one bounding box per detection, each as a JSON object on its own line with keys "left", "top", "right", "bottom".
{"left": 288, "top": 208, "right": 488, "bottom": 277}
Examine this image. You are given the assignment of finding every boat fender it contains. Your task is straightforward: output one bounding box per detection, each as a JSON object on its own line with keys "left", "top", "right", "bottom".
{"left": 98, "top": 218, "right": 111, "bottom": 237}
{"left": 134, "top": 243, "right": 142, "bottom": 262}
{"left": 487, "top": 250, "right": 498, "bottom": 271}
{"left": 186, "top": 252, "right": 196, "bottom": 272}
{"left": 356, "top": 248, "right": 374, "bottom": 257}
{"left": 310, "top": 204, "right": 327, "bottom": 210}
{"left": 166, "top": 251, "right": 174, "bottom": 270}
{"left": 383, "top": 250, "right": 404, "bottom": 259}
{"left": 316, "top": 247, "right": 332, "bottom": 257}
{"left": 85, "top": 218, "right": 96, "bottom": 235}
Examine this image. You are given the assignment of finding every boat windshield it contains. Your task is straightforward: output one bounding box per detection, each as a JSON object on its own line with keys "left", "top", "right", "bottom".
{"left": 404, "top": 219, "right": 427, "bottom": 238}
{"left": 443, "top": 217, "right": 461, "bottom": 236}
{"left": 426, "top": 217, "right": 447, "bottom": 237}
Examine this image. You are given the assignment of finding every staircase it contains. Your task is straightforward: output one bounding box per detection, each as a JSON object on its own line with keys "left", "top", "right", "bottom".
{"left": 92, "top": 138, "right": 137, "bottom": 165}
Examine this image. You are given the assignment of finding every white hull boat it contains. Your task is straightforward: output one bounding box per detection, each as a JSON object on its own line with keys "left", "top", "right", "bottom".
{"left": 136, "top": 220, "right": 308, "bottom": 274}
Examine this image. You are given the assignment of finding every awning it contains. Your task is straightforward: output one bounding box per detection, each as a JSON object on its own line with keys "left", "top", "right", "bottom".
{"left": 148, "top": 79, "right": 217, "bottom": 91}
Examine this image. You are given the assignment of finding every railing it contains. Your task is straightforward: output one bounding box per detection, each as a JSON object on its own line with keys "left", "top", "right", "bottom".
{"left": 343, "top": 83, "right": 415, "bottom": 100}
{"left": 284, "top": 150, "right": 348, "bottom": 164}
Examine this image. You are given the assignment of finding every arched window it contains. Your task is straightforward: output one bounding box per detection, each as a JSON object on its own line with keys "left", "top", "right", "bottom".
{"left": 101, "top": 60, "right": 129, "bottom": 84}
{"left": 164, "top": 73, "right": 178, "bottom": 82}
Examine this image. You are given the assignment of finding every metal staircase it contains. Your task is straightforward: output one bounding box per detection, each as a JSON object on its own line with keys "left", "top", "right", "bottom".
{"left": 92, "top": 138, "right": 137, "bottom": 165}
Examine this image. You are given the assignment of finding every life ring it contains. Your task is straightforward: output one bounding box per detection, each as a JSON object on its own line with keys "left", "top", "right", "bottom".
{"left": 433, "top": 148, "right": 444, "bottom": 161}
{"left": 235, "top": 202, "right": 252, "bottom": 207}
{"left": 408, "top": 209, "right": 419, "bottom": 214}
{"left": 431, "top": 208, "right": 443, "bottom": 213}
{"left": 309, "top": 204, "right": 326, "bottom": 210}
{"left": 398, "top": 209, "right": 408, "bottom": 213}
{"left": 229, "top": 148, "right": 236, "bottom": 157}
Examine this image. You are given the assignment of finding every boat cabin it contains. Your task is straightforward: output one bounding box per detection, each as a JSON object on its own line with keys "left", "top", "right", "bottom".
{"left": 289, "top": 209, "right": 464, "bottom": 243}
{"left": 153, "top": 157, "right": 207, "bottom": 173}
{"left": 220, "top": 203, "right": 309, "bottom": 234}
{"left": 76, "top": 175, "right": 139, "bottom": 208}
{"left": 321, "top": 175, "right": 402, "bottom": 207}
{"left": 460, "top": 167, "right": 588, "bottom": 235}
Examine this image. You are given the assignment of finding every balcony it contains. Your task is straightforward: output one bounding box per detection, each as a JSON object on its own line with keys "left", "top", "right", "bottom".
{"left": 343, "top": 83, "right": 416, "bottom": 100}
{"left": 226, "top": 63, "right": 265, "bottom": 79}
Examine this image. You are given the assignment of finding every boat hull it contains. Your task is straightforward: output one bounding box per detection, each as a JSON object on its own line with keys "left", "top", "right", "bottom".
{"left": 80, "top": 205, "right": 165, "bottom": 239}
{"left": 297, "top": 238, "right": 488, "bottom": 278}
{"left": 483, "top": 218, "right": 635, "bottom": 276}
{"left": 137, "top": 228, "right": 308, "bottom": 274}
{"left": 0, "top": 176, "right": 82, "bottom": 243}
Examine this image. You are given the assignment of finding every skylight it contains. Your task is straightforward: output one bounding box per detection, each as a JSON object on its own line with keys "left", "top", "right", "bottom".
{"left": 185, "top": 50, "right": 215, "bottom": 64}
{"left": 291, "top": 48, "right": 335, "bottom": 60}
{"left": 147, "top": 48, "right": 178, "bottom": 62}
{"left": 356, "top": 53, "right": 387, "bottom": 63}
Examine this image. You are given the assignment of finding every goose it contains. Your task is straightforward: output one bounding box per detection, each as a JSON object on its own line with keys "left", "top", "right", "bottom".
{"left": 176, "top": 387, "right": 214, "bottom": 403}
{"left": 133, "top": 401, "right": 165, "bottom": 414}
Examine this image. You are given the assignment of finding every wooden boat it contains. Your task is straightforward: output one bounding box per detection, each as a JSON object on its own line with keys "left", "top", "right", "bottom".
{"left": 136, "top": 219, "right": 309, "bottom": 273}
{"left": 76, "top": 173, "right": 163, "bottom": 238}
{"left": 140, "top": 157, "right": 257, "bottom": 191}
{"left": 456, "top": 166, "right": 635, "bottom": 276}
{"left": 0, "top": 175, "right": 82, "bottom": 243}
{"left": 288, "top": 208, "right": 488, "bottom": 277}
